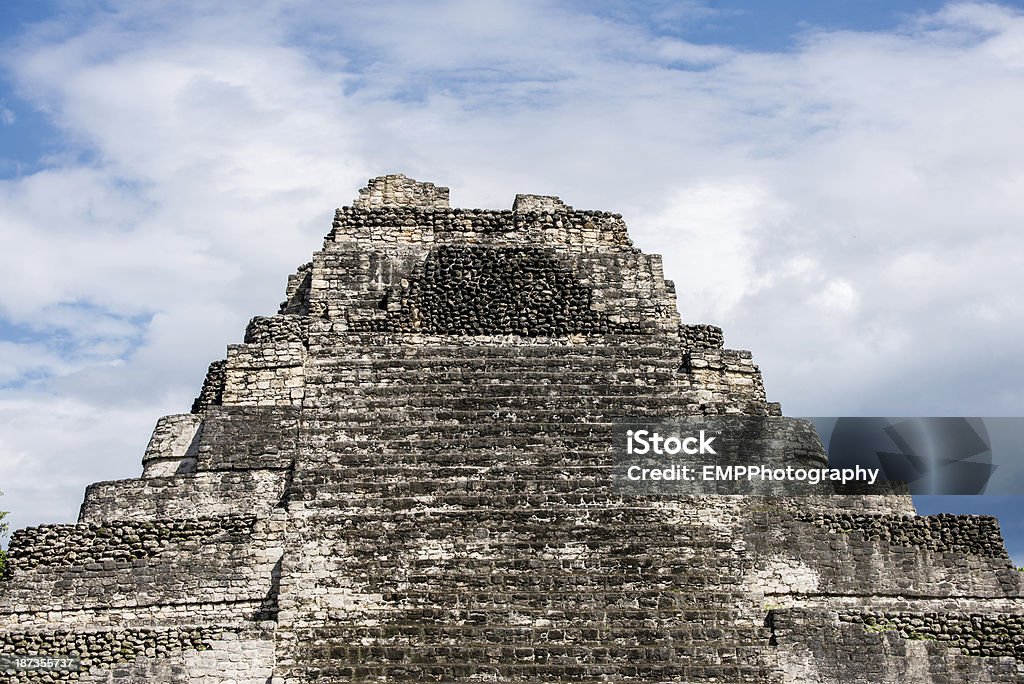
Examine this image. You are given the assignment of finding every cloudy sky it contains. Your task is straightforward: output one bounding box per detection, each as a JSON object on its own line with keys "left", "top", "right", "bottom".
{"left": 0, "top": 1, "right": 1022, "bottom": 560}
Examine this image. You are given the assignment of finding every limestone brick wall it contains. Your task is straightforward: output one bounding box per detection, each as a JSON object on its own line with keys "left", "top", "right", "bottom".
{"left": 141, "top": 415, "right": 201, "bottom": 478}
{"left": 194, "top": 407, "right": 299, "bottom": 471}
{"left": 744, "top": 510, "right": 1021, "bottom": 601}
{"left": 311, "top": 247, "right": 678, "bottom": 338}
{"left": 770, "top": 608, "right": 1023, "bottom": 682}
{"left": 330, "top": 206, "right": 633, "bottom": 250}
{"left": 353, "top": 173, "right": 450, "bottom": 209}
{"left": 221, "top": 342, "right": 305, "bottom": 406}
{"left": 511, "top": 193, "right": 569, "bottom": 213}
{"left": 684, "top": 348, "right": 775, "bottom": 414}
{"left": 79, "top": 471, "right": 288, "bottom": 523}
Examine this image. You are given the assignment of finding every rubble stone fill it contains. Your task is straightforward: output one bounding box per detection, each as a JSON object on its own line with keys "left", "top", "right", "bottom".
{"left": 1, "top": 175, "right": 1021, "bottom": 683}
{"left": 358, "top": 245, "right": 633, "bottom": 335}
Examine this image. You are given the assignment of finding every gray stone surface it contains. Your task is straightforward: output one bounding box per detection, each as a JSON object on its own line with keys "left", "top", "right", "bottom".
{"left": 1, "top": 175, "right": 1021, "bottom": 682}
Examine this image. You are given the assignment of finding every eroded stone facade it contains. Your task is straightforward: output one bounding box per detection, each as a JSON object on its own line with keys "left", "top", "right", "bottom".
{"left": 2, "top": 175, "right": 1021, "bottom": 682}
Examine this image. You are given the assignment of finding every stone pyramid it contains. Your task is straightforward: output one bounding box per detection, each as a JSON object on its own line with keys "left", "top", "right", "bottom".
{"left": 2, "top": 175, "right": 1022, "bottom": 683}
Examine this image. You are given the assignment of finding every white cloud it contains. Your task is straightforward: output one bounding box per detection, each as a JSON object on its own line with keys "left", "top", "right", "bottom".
{"left": 1, "top": 1, "right": 1023, "bottom": 532}
{"left": 810, "top": 279, "right": 859, "bottom": 313}
{"left": 631, "top": 181, "right": 790, "bottom": 320}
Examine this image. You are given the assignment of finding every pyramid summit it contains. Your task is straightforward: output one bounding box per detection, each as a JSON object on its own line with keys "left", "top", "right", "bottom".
{"left": 2, "top": 175, "right": 1022, "bottom": 682}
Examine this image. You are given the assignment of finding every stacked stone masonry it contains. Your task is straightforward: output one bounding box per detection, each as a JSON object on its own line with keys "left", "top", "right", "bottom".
{"left": 189, "top": 362, "right": 225, "bottom": 414}
{"left": 680, "top": 323, "right": 725, "bottom": 350}
{"left": 2, "top": 175, "right": 1021, "bottom": 683}
{"left": 5, "top": 517, "right": 255, "bottom": 573}
{"left": 0, "top": 625, "right": 245, "bottom": 683}
{"left": 794, "top": 512, "right": 1010, "bottom": 557}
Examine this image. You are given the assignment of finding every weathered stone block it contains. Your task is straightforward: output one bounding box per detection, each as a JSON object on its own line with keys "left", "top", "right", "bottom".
{"left": 141, "top": 415, "right": 202, "bottom": 478}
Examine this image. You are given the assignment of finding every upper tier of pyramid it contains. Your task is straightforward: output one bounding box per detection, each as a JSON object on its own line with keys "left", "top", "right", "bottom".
{"left": 177, "top": 173, "right": 778, "bottom": 462}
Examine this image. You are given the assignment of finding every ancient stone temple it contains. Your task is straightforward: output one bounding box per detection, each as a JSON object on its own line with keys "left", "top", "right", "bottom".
{"left": 2, "top": 174, "right": 1022, "bottom": 682}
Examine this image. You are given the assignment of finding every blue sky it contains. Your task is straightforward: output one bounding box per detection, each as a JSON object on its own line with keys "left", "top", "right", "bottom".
{"left": 1, "top": 0, "right": 1023, "bottom": 566}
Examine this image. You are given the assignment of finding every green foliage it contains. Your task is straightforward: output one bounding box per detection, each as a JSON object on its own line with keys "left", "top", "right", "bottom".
{"left": 864, "top": 622, "right": 897, "bottom": 633}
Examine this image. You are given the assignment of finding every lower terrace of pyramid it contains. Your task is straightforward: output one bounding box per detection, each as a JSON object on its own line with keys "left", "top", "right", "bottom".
{"left": 1, "top": 174, "right": 1022, "bottom": 683}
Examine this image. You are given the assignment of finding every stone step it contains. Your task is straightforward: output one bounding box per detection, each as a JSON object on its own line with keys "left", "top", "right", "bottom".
{"left": 307, "top": 357, "right": 687, "bottom": 372}
{"left": 287, "top": 496, "right": 713, "bottom": 513}
{"left": 300, "top": 404, "right": 704, "bottom": 419}
{"left": 296, "top": 460, "right": 619, "bottom": 472}
{"left": 299, "top": 419, "right": 618, "bottom": 431}
{"left": 305, "top": 384, "right": 694, "bottom": 398}
{"left": 281, "top": 512, "right": 734, "bottom": 539}
{"left": 79, "top": 471, "right": 288, "bottom": 523}
{"left": 303, "top": 351, "right": 750, "bottom": 368}
{"left": 286, "top": 472, "right": 633, "bottom": 486}
{"left": 286, "top": 524, "right": 733, "bottom": 547}
{"left": 303, "top": 408, "right": 696, "bottom": 424}
{"left": 294, "top": 441, "right": 612, "bottom": 458}
{"left": 291, "top": 443, "right": 615, "bottom": 461}
{"left": 306, "top": 371, "right": 687, "bottom": 387}
{"left": 297, "top": 616, "right": 764, "bottom": 639}
{"left": 308, "top": 340, "right": 690, "bottom": 359}
{"left": 304, "top": 565, "right": 747, "bottom": 583}
{"left": 290, "top": 471, "right": 620, "bottom": 484}
{"left": 283, "top": 653, "right": 771, "bottom": 683}
{"left": 288, "top": 493, "right": 677, "bottom": 508}
{"left": 290, "top": 465, "right": 621, "bottom": 479}
{"left": 303, "top": 389, "right": 692, "bottom": 405}
{"left": 304, "top": 394, "right": 695, "bottom": 409}
{"left": 297, "top": 431, "right": 616, "bottom": 446}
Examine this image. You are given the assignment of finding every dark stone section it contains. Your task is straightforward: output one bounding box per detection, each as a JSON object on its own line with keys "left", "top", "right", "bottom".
{"left": 354, "top": 246, "right": 644, "bottom": 336}
{"left": 190, "top": 360, "right": 226, "bottom": 414}
{"left": 0, "top": 625, "right": 241, "bottom": 683}
{"left": 279, "top": 261, "right": 312, "bottom": 315}
{"left": 796, "top": 512, "right": 1010, "bottom": 558}
{"left": 842, "top": 611, "right": 1024, "bottom": 662}
{"left": 243, "top": 314, "right": 309, "bottom": 346}
{"left": 680, "top": 323, "right": 724, "bottom": 350}
{"left": 4, "top": 517, "right": 256, "bottom": 574}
